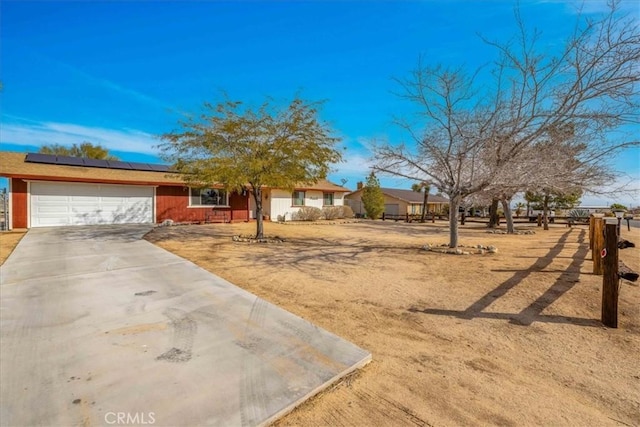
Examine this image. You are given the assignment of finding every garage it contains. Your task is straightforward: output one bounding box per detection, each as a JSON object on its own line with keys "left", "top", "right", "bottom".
{"left": 30, "top": 182, "right": 153, "bottom": 227}
{"left": 384, "top": 203, "right": 400, "bottom": 216}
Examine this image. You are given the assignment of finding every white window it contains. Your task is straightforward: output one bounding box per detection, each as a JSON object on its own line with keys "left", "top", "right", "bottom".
{"left": 292, "top": 190, "right": 305, "bottom": 206}
{"left": 190, "top": 188, "right": 228, "bottom": 206}
{"left": 323, "top": 192, "right": 334, "bottom": 206}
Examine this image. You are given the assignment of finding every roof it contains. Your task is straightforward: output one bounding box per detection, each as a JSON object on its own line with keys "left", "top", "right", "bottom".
{"left": 294, "top": 180, "right": 351, "bottom": 193}
{"left": 0, "top": 152, "right": 184, "bottom": 185}
{"left": 0, "top": 151, "right": 351, "bottom": 192}
{"left": 346, "top": 187, "right": 449, "bottom": 204}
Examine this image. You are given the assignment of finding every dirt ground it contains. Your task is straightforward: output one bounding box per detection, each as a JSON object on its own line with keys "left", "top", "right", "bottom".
{"left": 0, "top": 220, "right": 594, "bottom": 425}
{"left": 146, "top": 220, "right": 640, "bottom": 426}
{"left": 147, "top": 220, "right": 640, "bottom": 426}
{"left": 0, "top": 231, "right": 25, "bottom": 265}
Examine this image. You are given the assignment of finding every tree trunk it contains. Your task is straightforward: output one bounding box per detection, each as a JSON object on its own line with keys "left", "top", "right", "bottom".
{"left": 501, "top": 197, "right": 515, "bottom": 234}
{"left": 448, "top": 195, "right": 461, "bottom": 248}
{"left": 542, "top": 193, "right": 550, "bottom": 231}
{"left": 488, "top": 198, "right": 500, "bottom": 228}
{"left": 252, "top": 187, "right": 264, "bottom": 238}
{"left": 421, "top": 191, "right": 428, "bottom": 223}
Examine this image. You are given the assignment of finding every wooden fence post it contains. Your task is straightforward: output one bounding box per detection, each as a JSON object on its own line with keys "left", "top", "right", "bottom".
{"left": 382, "top": 212, "right": 386, "bottom": 221}
{"left": 592, "top": 217, "right": 605, "bottom": 275}
{"left": 537, "top": 213, "right": 542, "bottom": 227}
{"left": 589, "top": 216, "right": 595, "bottom": 250}
{"left": 601, "top": 220, "right": 619, "bottom": 328}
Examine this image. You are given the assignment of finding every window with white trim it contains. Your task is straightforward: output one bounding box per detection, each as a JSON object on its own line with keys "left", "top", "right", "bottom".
{"left": 190, "top": 188, "right": 228, "bottom": 206}
{"left": 292, "top": 190, "right": 305, "bottom": 206}
{"left": 323, "top": 192, "right": 334, "bottom": 206}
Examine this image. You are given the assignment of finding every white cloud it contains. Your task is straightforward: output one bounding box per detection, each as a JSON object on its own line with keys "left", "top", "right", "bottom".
{"left": 580, "top": 175, "right": 640, "bottom": 207}
{"left": 0, "top": 119, "right": 158, "bottom": 155}
{"left": 333, "top": 151, "right": 375, "bottom": 176}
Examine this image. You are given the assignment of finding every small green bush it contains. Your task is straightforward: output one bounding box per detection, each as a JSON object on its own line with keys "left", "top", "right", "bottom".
{"left": 293, "top": 206, "right": 324, "bottom": 221}
{"left": 569, "top": 209, "right": 589, "bottom": 219}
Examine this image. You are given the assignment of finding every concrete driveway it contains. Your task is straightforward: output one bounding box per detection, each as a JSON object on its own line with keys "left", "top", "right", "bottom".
{"left": 0, "top": 226, "right": 370, "bottom": 426}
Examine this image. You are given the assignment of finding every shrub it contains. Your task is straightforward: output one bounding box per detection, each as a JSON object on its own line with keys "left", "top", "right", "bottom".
{"left": 569, "top": 209, "right": 589, "bottom": 219}
{"left": 322, "top": 205, "right": 356, "bottom": 220}
{"left": 293, "top": 206, "right": 323, "bottom": 221}
{"left": 323, "top": 206, "right": 342, "bottom": 220}
{"left": 362, "top": 172, "right": 385, "bottom": 219}
{"left": 341, "top": 205, "right": 355, "bottom": 218}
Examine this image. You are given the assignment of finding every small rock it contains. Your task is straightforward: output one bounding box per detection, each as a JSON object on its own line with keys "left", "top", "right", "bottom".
{"left": 488, "top": 246, "right": 498, "bottom": 254}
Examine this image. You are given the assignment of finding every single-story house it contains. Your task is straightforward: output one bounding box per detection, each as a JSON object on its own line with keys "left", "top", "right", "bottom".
{"left": 345, "top": 186, "right": 449, "bottom": 216}
{"left": 259, "top": 182, "right": 349, "bottom": 222}
{"left": 0, "top": 152, "right": 349, "bottom": 229}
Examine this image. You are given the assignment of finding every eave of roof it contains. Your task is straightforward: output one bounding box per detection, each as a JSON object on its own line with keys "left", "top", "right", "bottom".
{"left": 0, "top": 152, "right": 350, "bottom": 192}
{"left": 1, "top": 152, "right": 185, "bottom": 185}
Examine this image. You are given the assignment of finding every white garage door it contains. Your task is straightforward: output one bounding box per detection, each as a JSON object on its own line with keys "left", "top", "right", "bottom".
{"left": 30, "top": 182, "right": 153, "bottom": 227}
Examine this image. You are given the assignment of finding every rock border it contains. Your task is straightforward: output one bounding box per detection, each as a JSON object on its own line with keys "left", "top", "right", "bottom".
{"left": 423, "top": 243, "right": 498, "bottom": 255}
{"left": 485, "top": 229, "right": 536, "bottom": 235}
{"left": 276, "top": 219, "right": 362, "bottom": 226}
{"left": 232, "top": 235, "right": 285, "bottom": 244}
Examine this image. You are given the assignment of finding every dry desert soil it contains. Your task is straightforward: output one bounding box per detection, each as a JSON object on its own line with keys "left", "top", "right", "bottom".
{"left": 146, "top": 220, "right": 640, "bottom": 427}
{"left": 0, "top": 231, "right": 25, "bottom": 265}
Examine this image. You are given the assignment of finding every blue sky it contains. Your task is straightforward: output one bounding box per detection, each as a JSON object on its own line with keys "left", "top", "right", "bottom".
{"left": 1, "top": 0, "right": 638, "bottom": 206}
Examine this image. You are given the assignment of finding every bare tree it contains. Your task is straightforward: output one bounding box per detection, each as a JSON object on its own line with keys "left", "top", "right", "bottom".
{"left": 374, "top": 3, "right": 639, "bottom": 247}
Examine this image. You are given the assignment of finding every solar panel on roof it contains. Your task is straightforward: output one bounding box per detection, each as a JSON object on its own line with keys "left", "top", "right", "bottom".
{"left": 25, "top": 153, "right": 57, "bottom": 164}
{"left": 56, "top": 155, "right": 84, "bottom": 166}
{"left": 23, "top": 152, "right": 175, "bottom": 173}
{"left": 128, "top": 162, "right": 153, "bottom": 171}
{"left": 149, "top": 164, "right": 172, "bottom": 172}
{"left": 83, "top": 158, "right": 110, "bottom": 168}
{"left": 106, "top": 160, "right": 133, "bottom": 170}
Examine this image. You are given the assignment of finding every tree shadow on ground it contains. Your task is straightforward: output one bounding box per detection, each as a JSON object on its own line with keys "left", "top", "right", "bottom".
{"left": 45, "top": 224, "right": 152, "bottom": 242}
{"left": 145, "top": 224, "right": 235, "bottom": 244}
{"left": 343, "top": 221, "right": 451, "bottom": 237}
{"left": 409, "top": 229, "right": 602, "bottom": 327}
{"left": 235, "top": 235, "right": 422, "bottom": 279}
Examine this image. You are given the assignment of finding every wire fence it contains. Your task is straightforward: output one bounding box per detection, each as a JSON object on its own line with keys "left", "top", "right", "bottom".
{"left": 1, "top": 188, "right": 8, "bottom": 231}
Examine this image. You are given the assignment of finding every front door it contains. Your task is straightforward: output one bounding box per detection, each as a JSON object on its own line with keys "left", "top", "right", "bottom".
{"left": 229, "top": 192, "right": 249, "bottom": 221}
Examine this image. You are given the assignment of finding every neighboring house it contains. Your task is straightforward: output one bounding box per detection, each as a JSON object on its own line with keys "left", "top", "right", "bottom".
{"left": 0, "top": 152, "right": 348, "bottom": 229}
{"left": 256, "top": 181, "right": 350, "bottom": 221}
{"left": 345, "top": 186, "right": 448, "bottom": 217}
